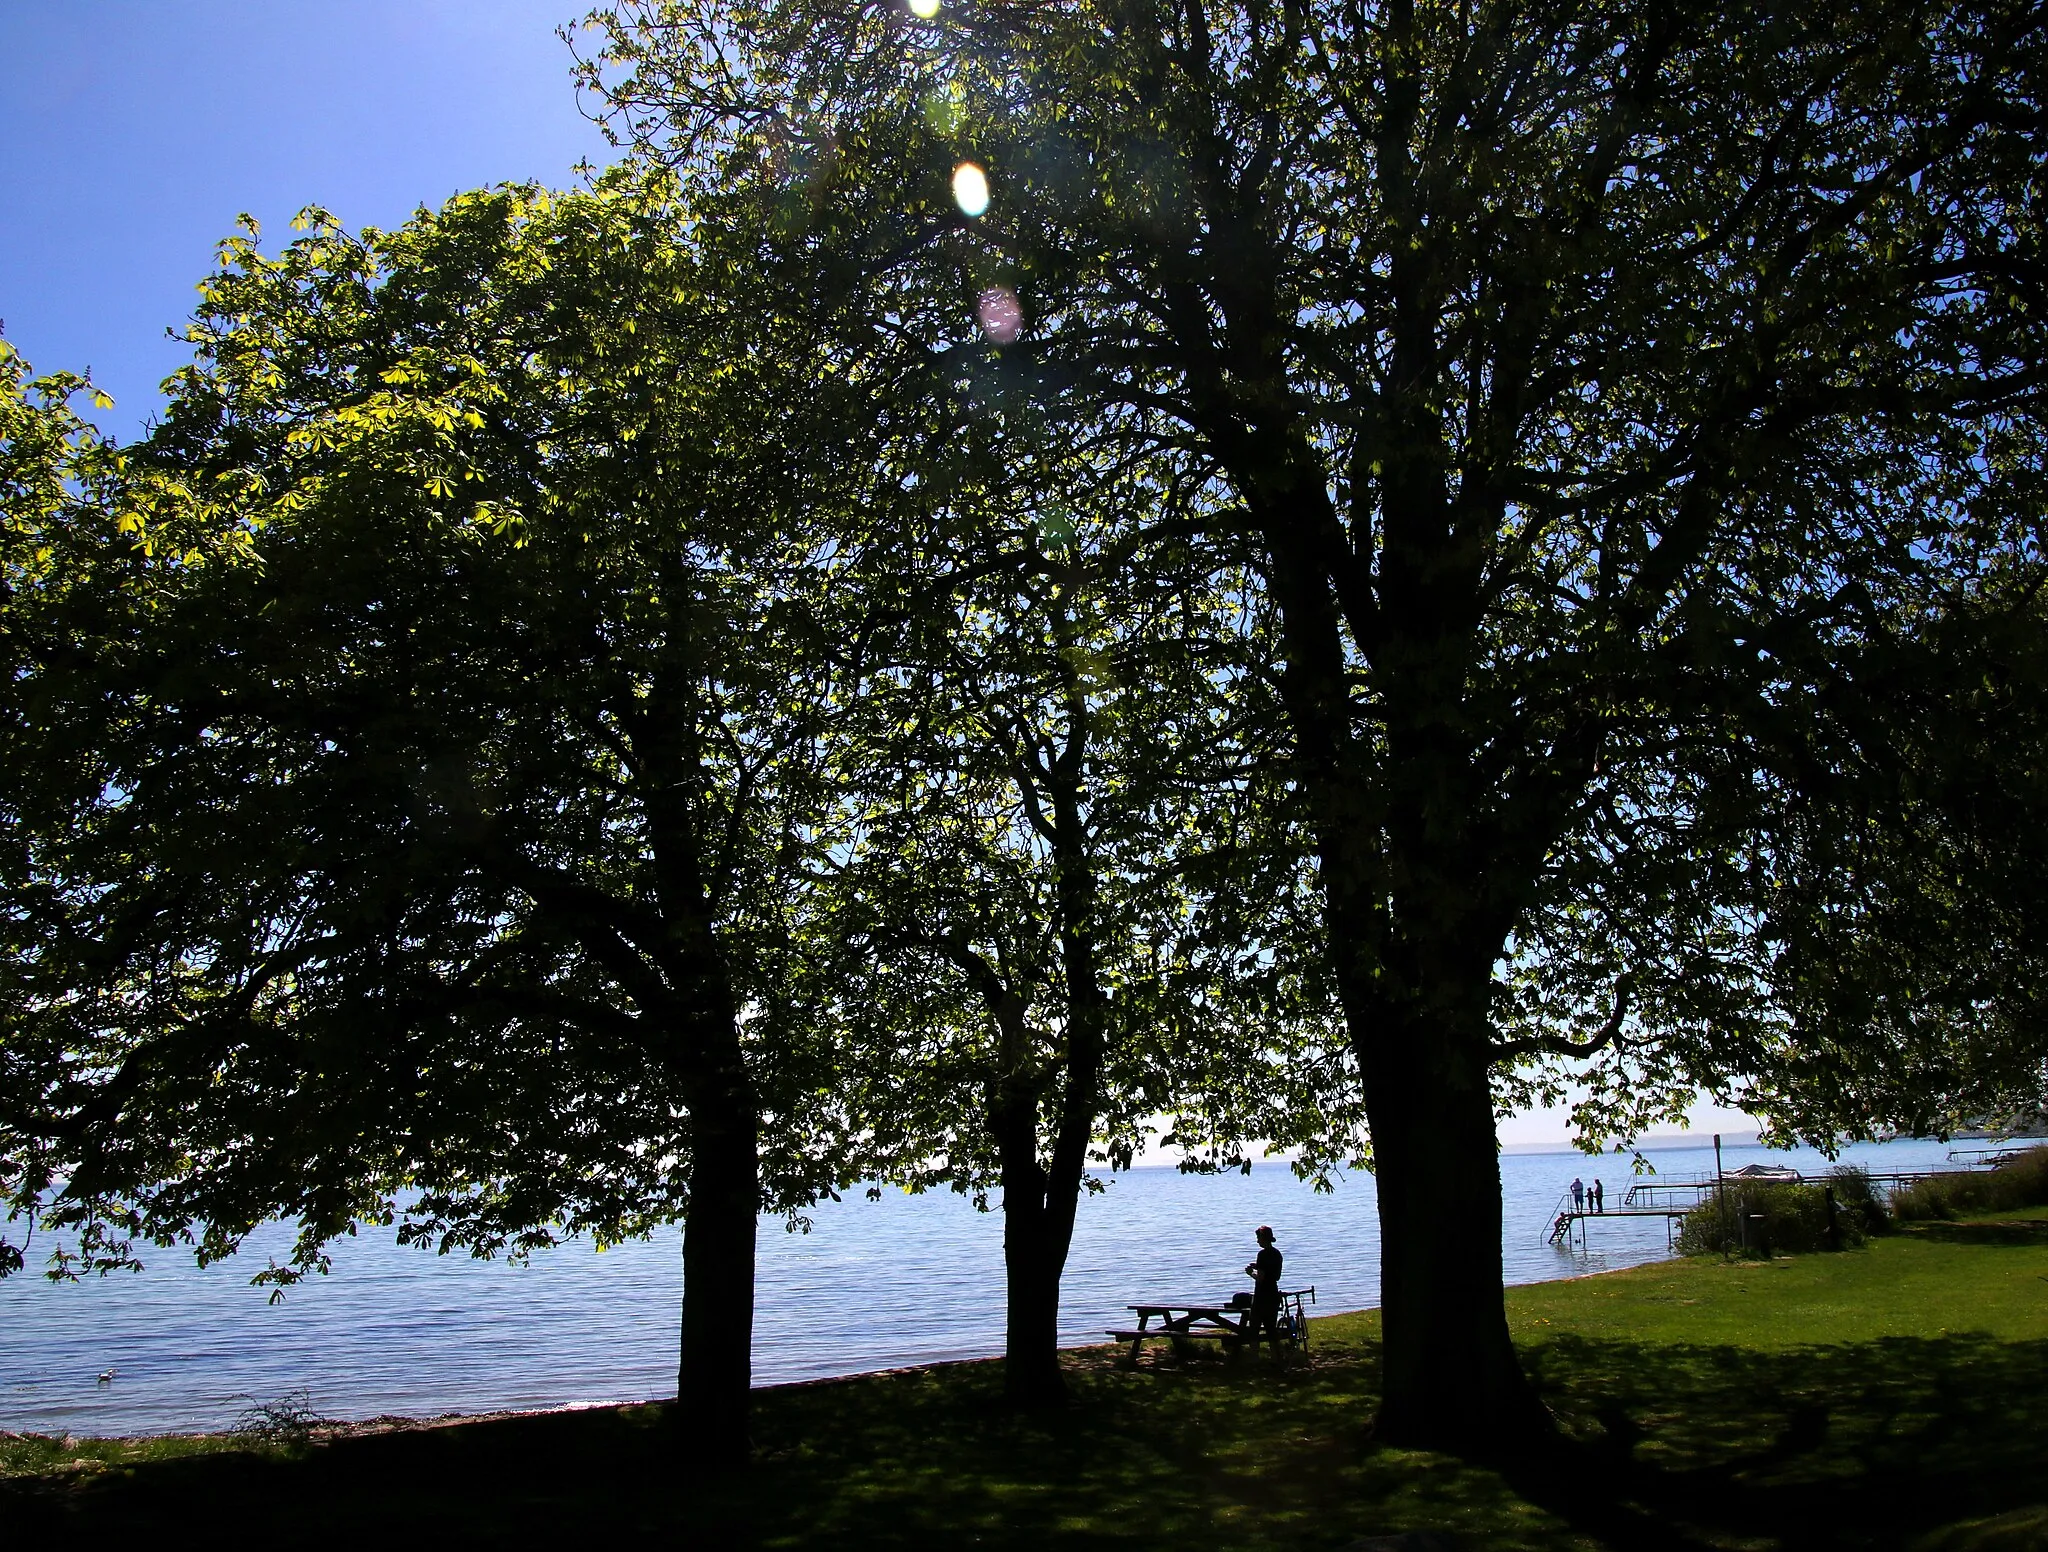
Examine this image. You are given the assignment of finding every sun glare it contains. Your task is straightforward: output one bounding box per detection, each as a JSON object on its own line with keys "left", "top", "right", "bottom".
{"left": 952, "top": 162, "right": 990, "bottom": 218}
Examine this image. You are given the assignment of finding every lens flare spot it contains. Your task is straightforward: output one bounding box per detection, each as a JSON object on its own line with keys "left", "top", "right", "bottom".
{"left": 952, "top": 162, "right": 990, "bottom": 218}
{"left": 976, "top": 286, "right": 1023, "bottom": 344}
{"left": 909, "top": 0, "right": 940, "bottom": 16}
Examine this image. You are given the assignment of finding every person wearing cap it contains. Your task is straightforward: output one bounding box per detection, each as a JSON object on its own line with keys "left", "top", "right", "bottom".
{"left": 1242, "top": 1226, "right": 1284, "bottom": 1349}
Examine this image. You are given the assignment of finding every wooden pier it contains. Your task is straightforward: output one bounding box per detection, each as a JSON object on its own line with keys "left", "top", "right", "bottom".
{"left": 1550, "top": 1161, "right": 2008, "bottom": 1250}
{"left": 1546, "top": 1205, "right": 1689, "bottom": 1248}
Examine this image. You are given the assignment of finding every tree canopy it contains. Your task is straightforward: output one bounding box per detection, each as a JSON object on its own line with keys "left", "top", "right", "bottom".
{"left": 0, "top": 172, "right": 898, "bottom": 1457}
{"left": 582, "top": 0, "right": 2048, "bottom": 1449}
{"left": 819, "top": 418, "right": 1355, "bottom": 1399}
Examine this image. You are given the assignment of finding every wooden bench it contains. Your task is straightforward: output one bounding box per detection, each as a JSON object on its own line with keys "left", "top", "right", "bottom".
{"left": 1109, "top": 1288, "right": 1316, "bottom": 1368}
{"left": 1105, "top": 1324, "right": 1242, "bottom": 1366}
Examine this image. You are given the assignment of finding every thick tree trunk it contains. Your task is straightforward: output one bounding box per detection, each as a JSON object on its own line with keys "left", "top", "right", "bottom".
{"left": 675, "top": 1086, "right": 760, "bottom": 1467}
{"left": 633, "top": 654, "right": 766, "bottom": 1466}
{"left": 1350, "top": 984, "right": 1550, "bottom": 1456}
{"left": 1239, "top": 441, "right": 1552, "bottom": 1457}
{"left": 1000, "top": 1173, "right": 1068, "bottom": 1407}
{"left": 982, "top": 981, "right": 1081, "bottom": 1407}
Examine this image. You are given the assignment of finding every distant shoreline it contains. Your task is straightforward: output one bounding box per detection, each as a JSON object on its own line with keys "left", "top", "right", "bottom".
{"left": 1500, "top": 1131, "right": 1760, "bottom": 1156}
{"left": 1500, "top": 1130, "right": 2046, "bottom": 1156}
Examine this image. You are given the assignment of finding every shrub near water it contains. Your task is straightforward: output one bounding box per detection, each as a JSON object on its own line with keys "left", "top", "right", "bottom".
{"left": 1827, "top": 1165, "right": 1892, "bottom": 1236}
{"left": 1675, "top": 1171, "right": 1873, "bottom": 1258}
{"left": 1892, "top": 1145, "right": 2048, "bottom": 1221}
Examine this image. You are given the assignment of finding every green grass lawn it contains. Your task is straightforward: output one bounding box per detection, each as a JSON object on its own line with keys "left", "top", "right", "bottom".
{"left": 1506, "top": 1203, "right": 2048, "bottom": 1347}
{"left": 6, "top": 1213, "right": 2048, "bottom": 1549}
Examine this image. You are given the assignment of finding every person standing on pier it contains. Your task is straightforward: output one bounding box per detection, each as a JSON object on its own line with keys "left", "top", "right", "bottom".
{"left": 1243, "top": 1227, "right": 1284, "bottom": 1349}
{"left": 1572, "top": 1177, "right": 1585, "bottom": 1213}
{"left": 1592, "top": 1180, "right": 1605, "bottom": 1213}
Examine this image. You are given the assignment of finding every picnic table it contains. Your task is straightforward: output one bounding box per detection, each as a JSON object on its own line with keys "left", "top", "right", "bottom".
{"left": 1106, "top": 1288, "right": 1315, "bottom": 1367}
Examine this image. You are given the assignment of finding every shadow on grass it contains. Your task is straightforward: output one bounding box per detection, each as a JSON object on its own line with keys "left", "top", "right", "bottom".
{"left": 1519, "top": 1332, "right": 2048, "bottom": 1551}
{"left": 1901, "top": 1220, "right": 2048, "bottom": 1248}
{"left": 6, "top": 1333, "right": 2046, "bottom": 1549}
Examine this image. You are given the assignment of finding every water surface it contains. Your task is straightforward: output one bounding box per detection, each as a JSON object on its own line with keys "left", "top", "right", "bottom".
{"left": 0, "top": 1135, "right": 1961, "bottom": 1435}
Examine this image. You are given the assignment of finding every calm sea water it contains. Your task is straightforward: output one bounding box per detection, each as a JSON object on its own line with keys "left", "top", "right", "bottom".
{"left": 0, "top": 1135, "right": 1965, "bottom": 1436}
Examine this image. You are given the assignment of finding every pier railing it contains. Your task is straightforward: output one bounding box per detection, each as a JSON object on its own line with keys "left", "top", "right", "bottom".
{"left": 1542, "top": 1187, "right": 1690, "bottom": 1246}
{"left": 1622, "top": 1166, "right": 2000, "bottom": 1206}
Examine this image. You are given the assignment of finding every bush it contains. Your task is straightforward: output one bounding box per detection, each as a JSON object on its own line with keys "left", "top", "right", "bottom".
{"left": 1675, "top": 1180, "right": 1870, "bottom": 1257}
{"left": 230, "top": 1389, "right": 330, "bottom": 1444}
{"left": 1827, "top": 1165, "right": 1893, "bottom": 1237}
{"left": 1891, "top": 1146, "right": 2048, "bottom": 1222}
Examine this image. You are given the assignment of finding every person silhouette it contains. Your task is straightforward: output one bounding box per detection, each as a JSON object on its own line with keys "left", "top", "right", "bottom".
{"left": 1243, "top": 1226, "right": 1284, "bottom": 1349}
{"left": 1572, "top": 1177, "right": 1585, "bottom": 1212}
{"left": 1592, "top": 1179, "right": 1605, "bottom": 1213}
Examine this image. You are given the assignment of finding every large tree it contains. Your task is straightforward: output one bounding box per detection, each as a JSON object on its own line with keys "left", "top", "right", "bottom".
{"left": 0, "top": 173, "right": 876, "bottom": 1461}
{"left": 584, "top": 0, "right": 2048, "bottom": 1452}
{"left": 824, "top": 431, "right": 1348, "bottom": 1404}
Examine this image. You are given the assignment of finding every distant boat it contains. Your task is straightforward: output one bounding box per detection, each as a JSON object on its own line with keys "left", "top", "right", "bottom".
{"left": 1728, "top": 1164, "right": 1802, "bottom": 1184}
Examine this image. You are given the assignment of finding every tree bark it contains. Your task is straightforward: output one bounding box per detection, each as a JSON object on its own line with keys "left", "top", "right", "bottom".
{"left": 675, "top": 1075, "right": 760, "bottom": 1467}
{"left": 987, "top": 986, "right": 1074, "bottom": 1408}
{"left": 1239, "top": 441, "right": 1551, "bottom": 1456}
{"left": 992, "top": 675, "right": 1106, "bottom": 1410}
{"left": 1352, "top": 987, "right": 1549, "bottom": 1455}
{"left": 999, "top": 1160, "right": 1069, "bottom": 1407}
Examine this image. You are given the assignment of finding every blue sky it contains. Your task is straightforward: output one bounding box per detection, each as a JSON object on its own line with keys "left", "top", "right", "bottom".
{"left": 1, "top": 0, "right": 612, "bottom": 443}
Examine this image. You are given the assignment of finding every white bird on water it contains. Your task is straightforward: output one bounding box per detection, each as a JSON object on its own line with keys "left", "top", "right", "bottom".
{"left": 97, "top": 1368, "right": 117, "bottom": 1385}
